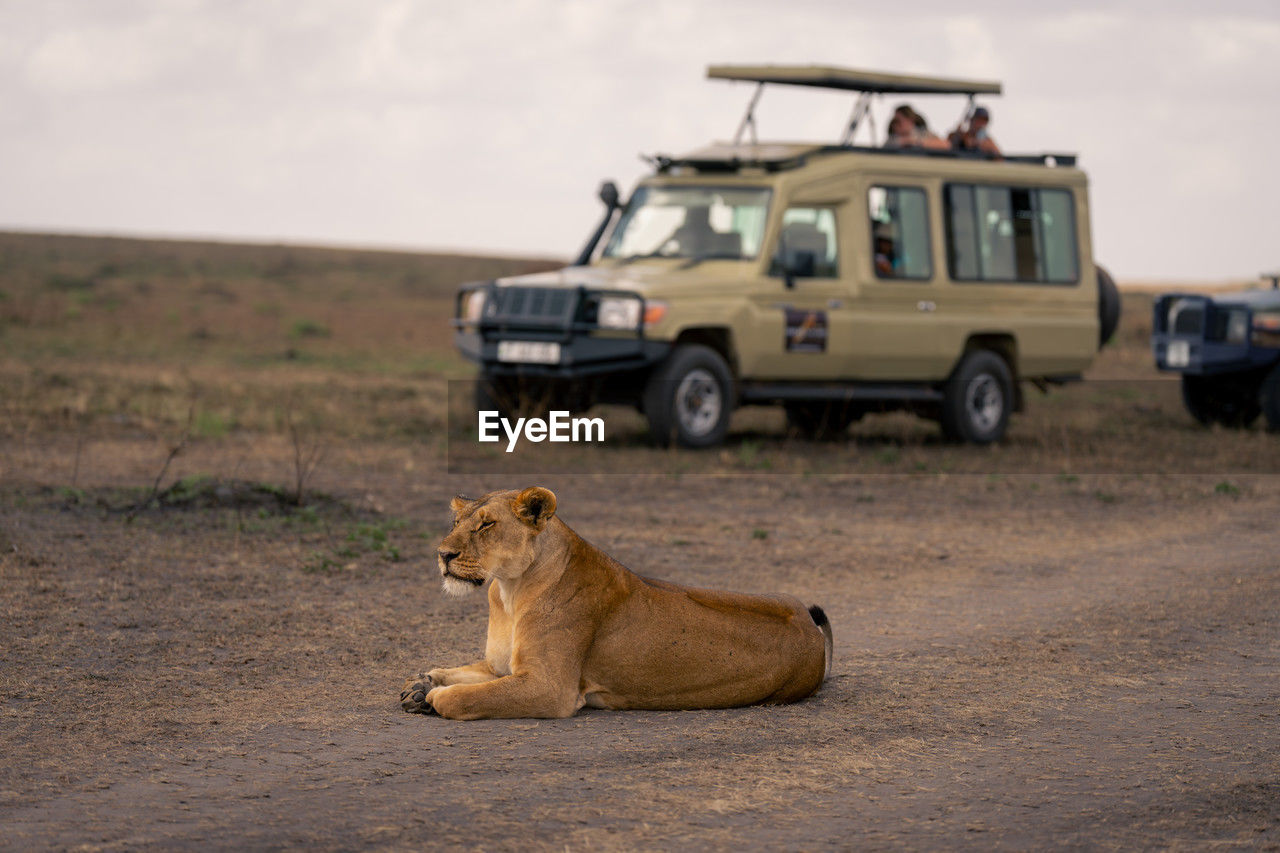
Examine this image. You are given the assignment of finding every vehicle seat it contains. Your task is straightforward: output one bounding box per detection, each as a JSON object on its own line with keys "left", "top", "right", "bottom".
{"left": 705, "top": 231, "right": 742, "bottom": 258}
{"left": 779, "top": 222, "right": 828, "bottom": 274}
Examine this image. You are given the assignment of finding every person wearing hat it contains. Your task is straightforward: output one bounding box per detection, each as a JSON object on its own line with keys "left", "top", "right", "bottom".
{"left": 949, "top": 106, "right": 1001, "bottom": 157}
{"left": 873, "top": 220, "right": 899, "bottom": 277}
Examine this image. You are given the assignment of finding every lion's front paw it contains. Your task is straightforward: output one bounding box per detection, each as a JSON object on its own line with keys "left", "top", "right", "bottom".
{"left": 399, "top": 672, "right": 437, "bottom": 715}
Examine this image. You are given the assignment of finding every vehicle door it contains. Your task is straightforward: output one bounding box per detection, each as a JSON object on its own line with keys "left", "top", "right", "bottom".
{"left": 847, "top": 178, "right": 949, "bottom": 380}
{"left": 744, "top": 194, "right": 857, "bottom": 380}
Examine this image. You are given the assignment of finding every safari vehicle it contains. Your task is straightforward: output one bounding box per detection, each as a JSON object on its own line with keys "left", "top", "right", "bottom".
{"left": 454, "top": 64, "right": 1121, "bottom": 447}
{"left": 1152, "top": 273, "right": 1280, "bottom": 430}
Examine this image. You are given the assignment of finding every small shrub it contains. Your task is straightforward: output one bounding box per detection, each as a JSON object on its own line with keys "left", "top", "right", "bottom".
{"left": 290, "top": 318, "right": 331, "bottom": 339}
{"left": 736, "top": 440, "right": 771, "bottom": 469}
{"left": 751, "top": 528, "right": 768, "bottom": 540}
{"left": 1214, "top": 481, "right": 1241, "bottom": 496}
{"left": 193, "top": 410, "right": 230, "bottom": 439}
{"left": 302, "top": 551, "right": 341, "bottom": 574}
{"left": 45, "top": 273, "right": 96, "bottom": 291}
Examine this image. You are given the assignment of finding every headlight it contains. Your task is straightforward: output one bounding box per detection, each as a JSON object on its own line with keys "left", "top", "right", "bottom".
{"left": 463, "top": 290, "right": 487, "bottom": 323}
{"left": 597, "top": 296, "right": 642, "bottom": 329}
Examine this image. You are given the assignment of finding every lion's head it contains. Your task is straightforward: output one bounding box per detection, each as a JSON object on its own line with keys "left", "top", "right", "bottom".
{"left": 435, "top": 486, "right": 558, "bottom": 596}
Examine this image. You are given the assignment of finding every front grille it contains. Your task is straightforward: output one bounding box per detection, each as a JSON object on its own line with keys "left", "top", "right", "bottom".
{"left": 483, "top": 286, "right": 578, "bottom": 327}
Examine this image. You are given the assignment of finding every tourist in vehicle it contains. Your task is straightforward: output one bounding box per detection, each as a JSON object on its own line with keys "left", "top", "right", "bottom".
{"left": 949, "top": 106, "right": 1001, "bottom": 156}
{"left": 884, "top": 105, "right": 920, "bottom": 148}
{"left": 885, "top": 104, "right": 948, "bottom": 151}
{"left": 911, "top": 112, "right": 952, "bottom": 151}
{"left": 873, "top": 232, "right": 897, "bottom": 277}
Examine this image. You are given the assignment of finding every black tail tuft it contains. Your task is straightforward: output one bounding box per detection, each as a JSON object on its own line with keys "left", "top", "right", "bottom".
{"left": 808, "top": 605, "right": 833, "bottom": 681}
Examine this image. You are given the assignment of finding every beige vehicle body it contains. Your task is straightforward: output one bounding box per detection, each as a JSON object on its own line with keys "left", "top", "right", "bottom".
{"left": 455, "top": 65, "right": 1116, "bottom": 446}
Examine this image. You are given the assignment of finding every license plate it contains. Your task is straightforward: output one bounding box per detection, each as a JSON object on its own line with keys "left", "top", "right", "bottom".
{"left": 1166, "top": 339, "right": 1190, "bottom": 368}
{"left": 496, "top": 340, "right": 561, "bottom": 364}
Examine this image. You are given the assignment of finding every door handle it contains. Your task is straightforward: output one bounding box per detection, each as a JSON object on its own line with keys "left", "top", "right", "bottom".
{"left": 917, "top": 300, "right": 936, "bottom": 312}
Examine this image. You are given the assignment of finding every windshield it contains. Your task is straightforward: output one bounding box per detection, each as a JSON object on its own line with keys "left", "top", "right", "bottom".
{"left": 602, "top": 186, "right": 771, "bottom": 261}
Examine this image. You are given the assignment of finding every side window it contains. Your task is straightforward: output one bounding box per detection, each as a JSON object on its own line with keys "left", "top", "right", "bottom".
{"left": 974, "top": 186, "right": 1016, "bottom": 280}
{"left": 1036, "top": 189, "right": 1079, "bottom": 282}
{"left": 868, "top": 186, "right": 932, "bottom": 280}
{"left": 771, "top": 207, "right": 839, "bottom": 278}
{"left": 945, "top": 184, "right": 1079, "bottom": 284}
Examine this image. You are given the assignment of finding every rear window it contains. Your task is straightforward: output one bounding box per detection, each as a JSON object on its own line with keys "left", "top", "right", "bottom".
{"left": 944, "top": 185, "right": 1079, "bottom": 284}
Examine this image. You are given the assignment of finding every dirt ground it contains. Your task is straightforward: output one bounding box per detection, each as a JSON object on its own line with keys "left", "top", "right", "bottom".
{"left": 2, "top": 234, "right": 1279, "bottom": 849}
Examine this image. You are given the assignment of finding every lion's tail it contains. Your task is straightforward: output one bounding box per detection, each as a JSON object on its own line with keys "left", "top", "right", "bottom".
{"left": 808, "top": 605, "right": 833, "bottom": 681}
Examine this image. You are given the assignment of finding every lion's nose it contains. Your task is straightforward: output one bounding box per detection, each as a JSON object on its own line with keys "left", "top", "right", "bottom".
{"left": 438, "top": 549, "right": 460, "bottom": 567}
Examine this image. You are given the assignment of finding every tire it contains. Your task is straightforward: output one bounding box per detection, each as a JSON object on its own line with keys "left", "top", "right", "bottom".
{"left": 785, "top": 400, "right": 863, "bottom": 440}
{"left": 1260, "top": 363, "right": 1280, "bottom": 431}
{"left": 1097, "top": 264, "right": 1121, "bottom": 348}
{"left": 643, "top": 345, "right": 734, "bottom": 448}
{"left": 940, "top": 350, "right": 1013, "bottom": 444}
{"left": 1181, "top": 373, "right": 1261, "bottom": 429}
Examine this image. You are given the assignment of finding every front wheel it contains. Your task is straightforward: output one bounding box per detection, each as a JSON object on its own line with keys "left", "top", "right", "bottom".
{"left": 1181, "top": 374, "right": 1261, "bottom": 428}
{"left": 940, "top": 350, "right": 1013, "bottom": 444}
{"left": 643, "top": 345, "right": 734, "bottom": 448}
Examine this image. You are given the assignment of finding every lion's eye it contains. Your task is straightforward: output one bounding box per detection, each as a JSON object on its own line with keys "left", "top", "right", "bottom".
{"left": 476, "top": 519, "right": 495, "bottom": 533}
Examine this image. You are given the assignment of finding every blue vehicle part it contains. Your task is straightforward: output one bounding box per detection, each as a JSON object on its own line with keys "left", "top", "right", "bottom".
{"left": 1151, "top": 292, "right": 1280, "bottom": 376}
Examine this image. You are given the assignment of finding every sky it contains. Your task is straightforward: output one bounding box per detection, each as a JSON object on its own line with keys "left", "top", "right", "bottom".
{"left": 2, "top": 0, "right": 1278, "bottom": 281}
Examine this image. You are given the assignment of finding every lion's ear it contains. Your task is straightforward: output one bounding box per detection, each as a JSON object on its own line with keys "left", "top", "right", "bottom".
{"left": 450, "top": 495, "right": 473, "bottom": 515}
{"left": 511, "top": 486, "right": 557, "bottom": 531}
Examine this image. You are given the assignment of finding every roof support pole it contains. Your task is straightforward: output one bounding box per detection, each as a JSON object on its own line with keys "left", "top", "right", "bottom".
{"left": 954, "top": 93, "right": 976, "bottom": 131}
{"left": 733, "top": 82, "right": 765, "bottom": 146}
{"left": 839, "top": 91, "right": 872, "bottom": 146}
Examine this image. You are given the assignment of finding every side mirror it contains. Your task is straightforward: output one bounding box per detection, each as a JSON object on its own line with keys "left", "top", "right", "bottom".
{"left": 770, "top": 247, "right": 816, "bottom": 288}
{"left": 598, "top": 181, "right": 620, "bottom": 209}
{"left": 789, "top": 251, "right": 817, "bottom": 278}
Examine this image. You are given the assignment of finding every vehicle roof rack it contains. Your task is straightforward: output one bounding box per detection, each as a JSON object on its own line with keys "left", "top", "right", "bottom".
{"left": 652, "top": 142, "right": 1076, "bottom": 174}
{"left": 707, "top": 64, "right": 1002, "bottom": 96}
{"left": 708, "top": 63, "right": 1002, "bottom": 148}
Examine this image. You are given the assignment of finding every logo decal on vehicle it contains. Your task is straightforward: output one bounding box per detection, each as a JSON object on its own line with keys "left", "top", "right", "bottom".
{"left": 784, "top": 308, "right": 828, "bottom": 353}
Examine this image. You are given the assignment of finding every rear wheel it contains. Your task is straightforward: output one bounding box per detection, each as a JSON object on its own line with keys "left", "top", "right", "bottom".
{"left": 643, "top": 345, "right": 734, "bottom": 448}
{"left": 784, "top": 400, "right": 863, "bottom": 440}
{"left": 940, "top": 350, "right": 1013, "bottom": 444}
{"left": 1181, "top": 373, "right": 1261, "bottom": 428}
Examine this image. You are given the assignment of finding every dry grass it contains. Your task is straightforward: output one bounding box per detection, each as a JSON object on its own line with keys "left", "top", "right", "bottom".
{"left": 2, "top": 232, "right": 1279, "bottom": 850}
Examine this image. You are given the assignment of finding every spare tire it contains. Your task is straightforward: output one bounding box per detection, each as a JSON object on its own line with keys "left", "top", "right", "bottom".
{"left": 1097, "top": 264, "right": 1121, "bottom": 348}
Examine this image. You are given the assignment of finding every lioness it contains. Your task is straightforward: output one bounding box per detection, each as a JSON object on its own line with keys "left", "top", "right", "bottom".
{"left": 400, "top": 486, "right": 832, "bottom": 720}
